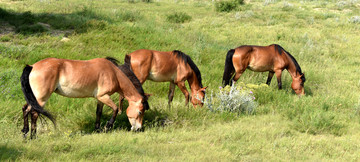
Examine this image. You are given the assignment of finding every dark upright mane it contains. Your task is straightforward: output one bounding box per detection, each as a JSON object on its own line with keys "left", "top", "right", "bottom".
{"left": 105, "top": 57, "right": 149, "bottom": 110}
{"left": 274, "top": 45, "right": 306, "bottom": 83}
{"left": 173, "top": 50, "right": 203, "bottom": 88}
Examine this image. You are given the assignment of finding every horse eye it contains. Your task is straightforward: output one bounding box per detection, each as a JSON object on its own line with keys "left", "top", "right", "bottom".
{"left": 138, "top": 111, "right": 142, "bottom": 115}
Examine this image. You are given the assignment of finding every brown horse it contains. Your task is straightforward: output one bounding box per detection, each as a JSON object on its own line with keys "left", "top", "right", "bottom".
{"left": 20, "top": 57, "right": 149, "bottom": 138}
{"left": 222, "top": 44, "right": 306, "bottom": 95}
{"left": 124, "top": 49, "right": 207, "bottom": 107}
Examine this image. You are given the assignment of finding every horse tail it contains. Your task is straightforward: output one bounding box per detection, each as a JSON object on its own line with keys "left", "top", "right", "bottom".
{"left": 20, "top": 65, "right": 56, "bottom": 127}
{"left": 222, "top": 49, "right": 236, "bottom": 86}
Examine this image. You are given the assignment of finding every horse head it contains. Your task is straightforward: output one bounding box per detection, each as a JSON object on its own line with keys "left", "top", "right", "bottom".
{"left": 291, "top": 73, "right": 305, "bottom": 96}
{"left": 191, "top": 86, "right": 207, "bottom": 107}
{"left": 126, "top": 96, "right": 150, "bottom": 131}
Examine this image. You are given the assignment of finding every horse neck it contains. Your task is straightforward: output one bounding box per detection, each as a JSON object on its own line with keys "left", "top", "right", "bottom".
{"left": 284, "top": 55, "right": 301, "bottom": 80}
{"left": 116, "top": 73, "right": 143, "bottom": 102}
{"left": 188, "top": 71, "right": 202, "bottom": 93}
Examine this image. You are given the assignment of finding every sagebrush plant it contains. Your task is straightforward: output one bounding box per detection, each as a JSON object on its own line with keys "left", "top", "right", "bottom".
{"left": 166, "top": 12, "right": 192, "bottom": 23}
{"left": 349, "top": 16, "right": 360, "bottom": 24}
{"left": 204, "top": 83, "right": 260, "bottom": 115}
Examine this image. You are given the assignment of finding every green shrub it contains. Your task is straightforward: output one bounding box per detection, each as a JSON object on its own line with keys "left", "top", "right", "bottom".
{"left": 117, "top": 10, "right": 143, "bottom": 22}
{"left": 215, "top": 0, "right": 245, "bottom": 12}
{"left": 16, "top": 23, "right": 48, "bottom": 34}
{"left": 166, "top": 12, "right": 192, "bottom": 23}
{"left": 215, "top": 1, "right": 237, "bottom": 12}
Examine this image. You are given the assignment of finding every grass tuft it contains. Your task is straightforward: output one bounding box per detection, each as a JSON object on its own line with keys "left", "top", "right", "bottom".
{"left": 166, "top": 12, "right": 192, "bottom": 23}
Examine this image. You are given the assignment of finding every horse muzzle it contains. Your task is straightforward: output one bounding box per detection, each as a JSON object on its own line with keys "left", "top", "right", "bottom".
{"left": 128, "top": 117, "right": 142, "bottom": 131}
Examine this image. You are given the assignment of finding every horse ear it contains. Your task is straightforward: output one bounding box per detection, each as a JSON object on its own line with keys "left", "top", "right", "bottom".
{"left": 144, "top": 93, "right": 152, "bottom": 100}
{"left": 200, "top": 87, "right": 207, "bottom": 92}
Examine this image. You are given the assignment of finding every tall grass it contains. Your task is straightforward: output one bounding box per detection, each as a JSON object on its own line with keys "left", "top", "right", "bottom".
{"left": 1, "top": 0, "right": 360, "bottom": 161}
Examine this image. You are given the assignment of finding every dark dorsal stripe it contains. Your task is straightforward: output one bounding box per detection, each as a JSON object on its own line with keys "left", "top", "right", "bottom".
{"left": 105, "top": 57, "right": 149, "bottom": 110}
{"left": 173, "top": 50, "right": 203, "bottom": 88}
{"left": 274, "top": 45, "right": 306, "bottom": 83}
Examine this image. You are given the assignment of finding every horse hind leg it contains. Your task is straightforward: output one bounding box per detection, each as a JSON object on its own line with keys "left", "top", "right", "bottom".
{"left": 22, "top": 104, "right": 30, "bottom": 138}
{"left": 231, "top": 69, "right": 245, "bottom": 85}
{"left": 266, "top": 72, "right": 275, "bottom": 85}
{"left": 30, "top": 109, "right": 39, "bottom": 139}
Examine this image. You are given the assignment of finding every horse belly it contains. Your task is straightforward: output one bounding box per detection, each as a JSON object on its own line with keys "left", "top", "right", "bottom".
{"left": 55, "top": 81, "right": 97, "bottom": 98}
{"left": 248, "top": 60, "right": 273, "bottom": 72}
{"left": 148, "top": 71, "right": 175, "bottom": 82}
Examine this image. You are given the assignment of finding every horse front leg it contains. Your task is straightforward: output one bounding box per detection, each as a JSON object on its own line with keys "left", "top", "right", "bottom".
{"left": 176, "top": 81, "right": 190, "bottom": 106}
{"left": 97, "top": 95, "right": 118, "bottom": 131}
{"left": 275, "top": 70, "right": 283, "bottom": 89}
{"left": 118, "top": 95, "right": 124, "bottom": 114}
{"left": 266, "top": 72, "right": 274, "bottom": 85}
{"left": 168, "top": 82, "right": 176, "bottom": 108}
{"left": 95, "top": 102, "right": 104, "bottom": 132}
{"left": 21, "top": 104, "right": 30, "bottom": 138}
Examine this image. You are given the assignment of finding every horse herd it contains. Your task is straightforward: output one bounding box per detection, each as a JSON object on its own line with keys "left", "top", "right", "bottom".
{"left": 20, "top": 44, "right": 306, "bottom": 139}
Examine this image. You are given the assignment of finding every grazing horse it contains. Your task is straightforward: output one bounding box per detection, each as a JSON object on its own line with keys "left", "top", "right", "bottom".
{"left": 222, "top": 44, "right": 306, "bottom": 95}
{"left": 124, "top": 49, "right": 207, "bottom": 107}
{"left": 20, "top": 57, "right": 149, "bottom": 139}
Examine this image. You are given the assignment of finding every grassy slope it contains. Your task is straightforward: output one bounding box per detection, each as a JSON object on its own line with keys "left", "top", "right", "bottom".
{"left": 1, "top": 0, "right": 360, "bottom": 161}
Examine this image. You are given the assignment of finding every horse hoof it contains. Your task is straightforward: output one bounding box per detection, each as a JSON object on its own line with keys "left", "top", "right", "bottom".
{"left": 23, "top": 133, "right": 28, "bottom": 139}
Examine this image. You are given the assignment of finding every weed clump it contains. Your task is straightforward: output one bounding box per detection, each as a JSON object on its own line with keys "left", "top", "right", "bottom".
{"left": 166, "top": 12, "right": 192, "bottom": 23}
{"left": 215, "top": 0, "right": 245, "bottom": 12}
{"left": 204, "top": 82, "right": 262, "bottom": 115}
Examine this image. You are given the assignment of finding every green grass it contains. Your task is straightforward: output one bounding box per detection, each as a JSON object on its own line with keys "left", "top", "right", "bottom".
{"left": 1, "top": 0, "right": 360, "bottom": 161}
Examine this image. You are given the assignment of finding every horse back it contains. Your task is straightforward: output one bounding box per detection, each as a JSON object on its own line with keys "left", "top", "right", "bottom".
{"left": 128, "top": 49, "right": 182, "bottom": 82}
{"left": 234, "top": 45, "right": 285, "bottom": 72}
{"left": 30, "top": 58, "right": 119, "bottom": 98}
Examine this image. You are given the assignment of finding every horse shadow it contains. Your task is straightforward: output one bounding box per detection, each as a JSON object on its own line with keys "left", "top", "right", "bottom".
{"left": 0, "top": 145, "right": 23, "bottom": 161}
{"left": 0, "top": 6, "right": 112, "bottom": 35}
{"left": 79, "top": 102, "right": 170, "bottom": 134}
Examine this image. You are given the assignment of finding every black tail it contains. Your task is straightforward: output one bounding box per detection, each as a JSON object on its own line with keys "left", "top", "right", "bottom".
{"left": 20, "top": 65, "right": 56, "bottom": 127}
{"left": 222, "top": 49, "right": 236, "bottom": 86}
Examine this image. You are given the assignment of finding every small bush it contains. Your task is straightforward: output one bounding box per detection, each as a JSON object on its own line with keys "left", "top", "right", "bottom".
{"left": 117, "top": 11, "right": 143, "bottom": 22}
{"left": 215, "top": 1, "right": 237, "bottom": 12}
{"left": 166, "top": 12, "right": 192, "bottom": 23}
{"left": 215, "top": 0, "right": 245, "bottom": 12}
{"left": 204, "top": 83, "right": 260, "bottom": 115}
{"left": 16, "top": 23, "right": 48, "bottom": 34}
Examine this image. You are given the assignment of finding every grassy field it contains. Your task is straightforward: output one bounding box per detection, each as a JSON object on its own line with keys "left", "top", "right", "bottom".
{"left": 1, "top": 0, "right": 360, "bottom": 161}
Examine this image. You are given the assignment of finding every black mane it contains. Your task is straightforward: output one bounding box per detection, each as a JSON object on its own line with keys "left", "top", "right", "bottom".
{"left": 173, "top": 50, "right": 203, "bottom": 88}
{"left": 274, "top": 45, "right": 306, "bottom": 83}
{"left": 105, "top": 57, "right": 149, "bottom": 110}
